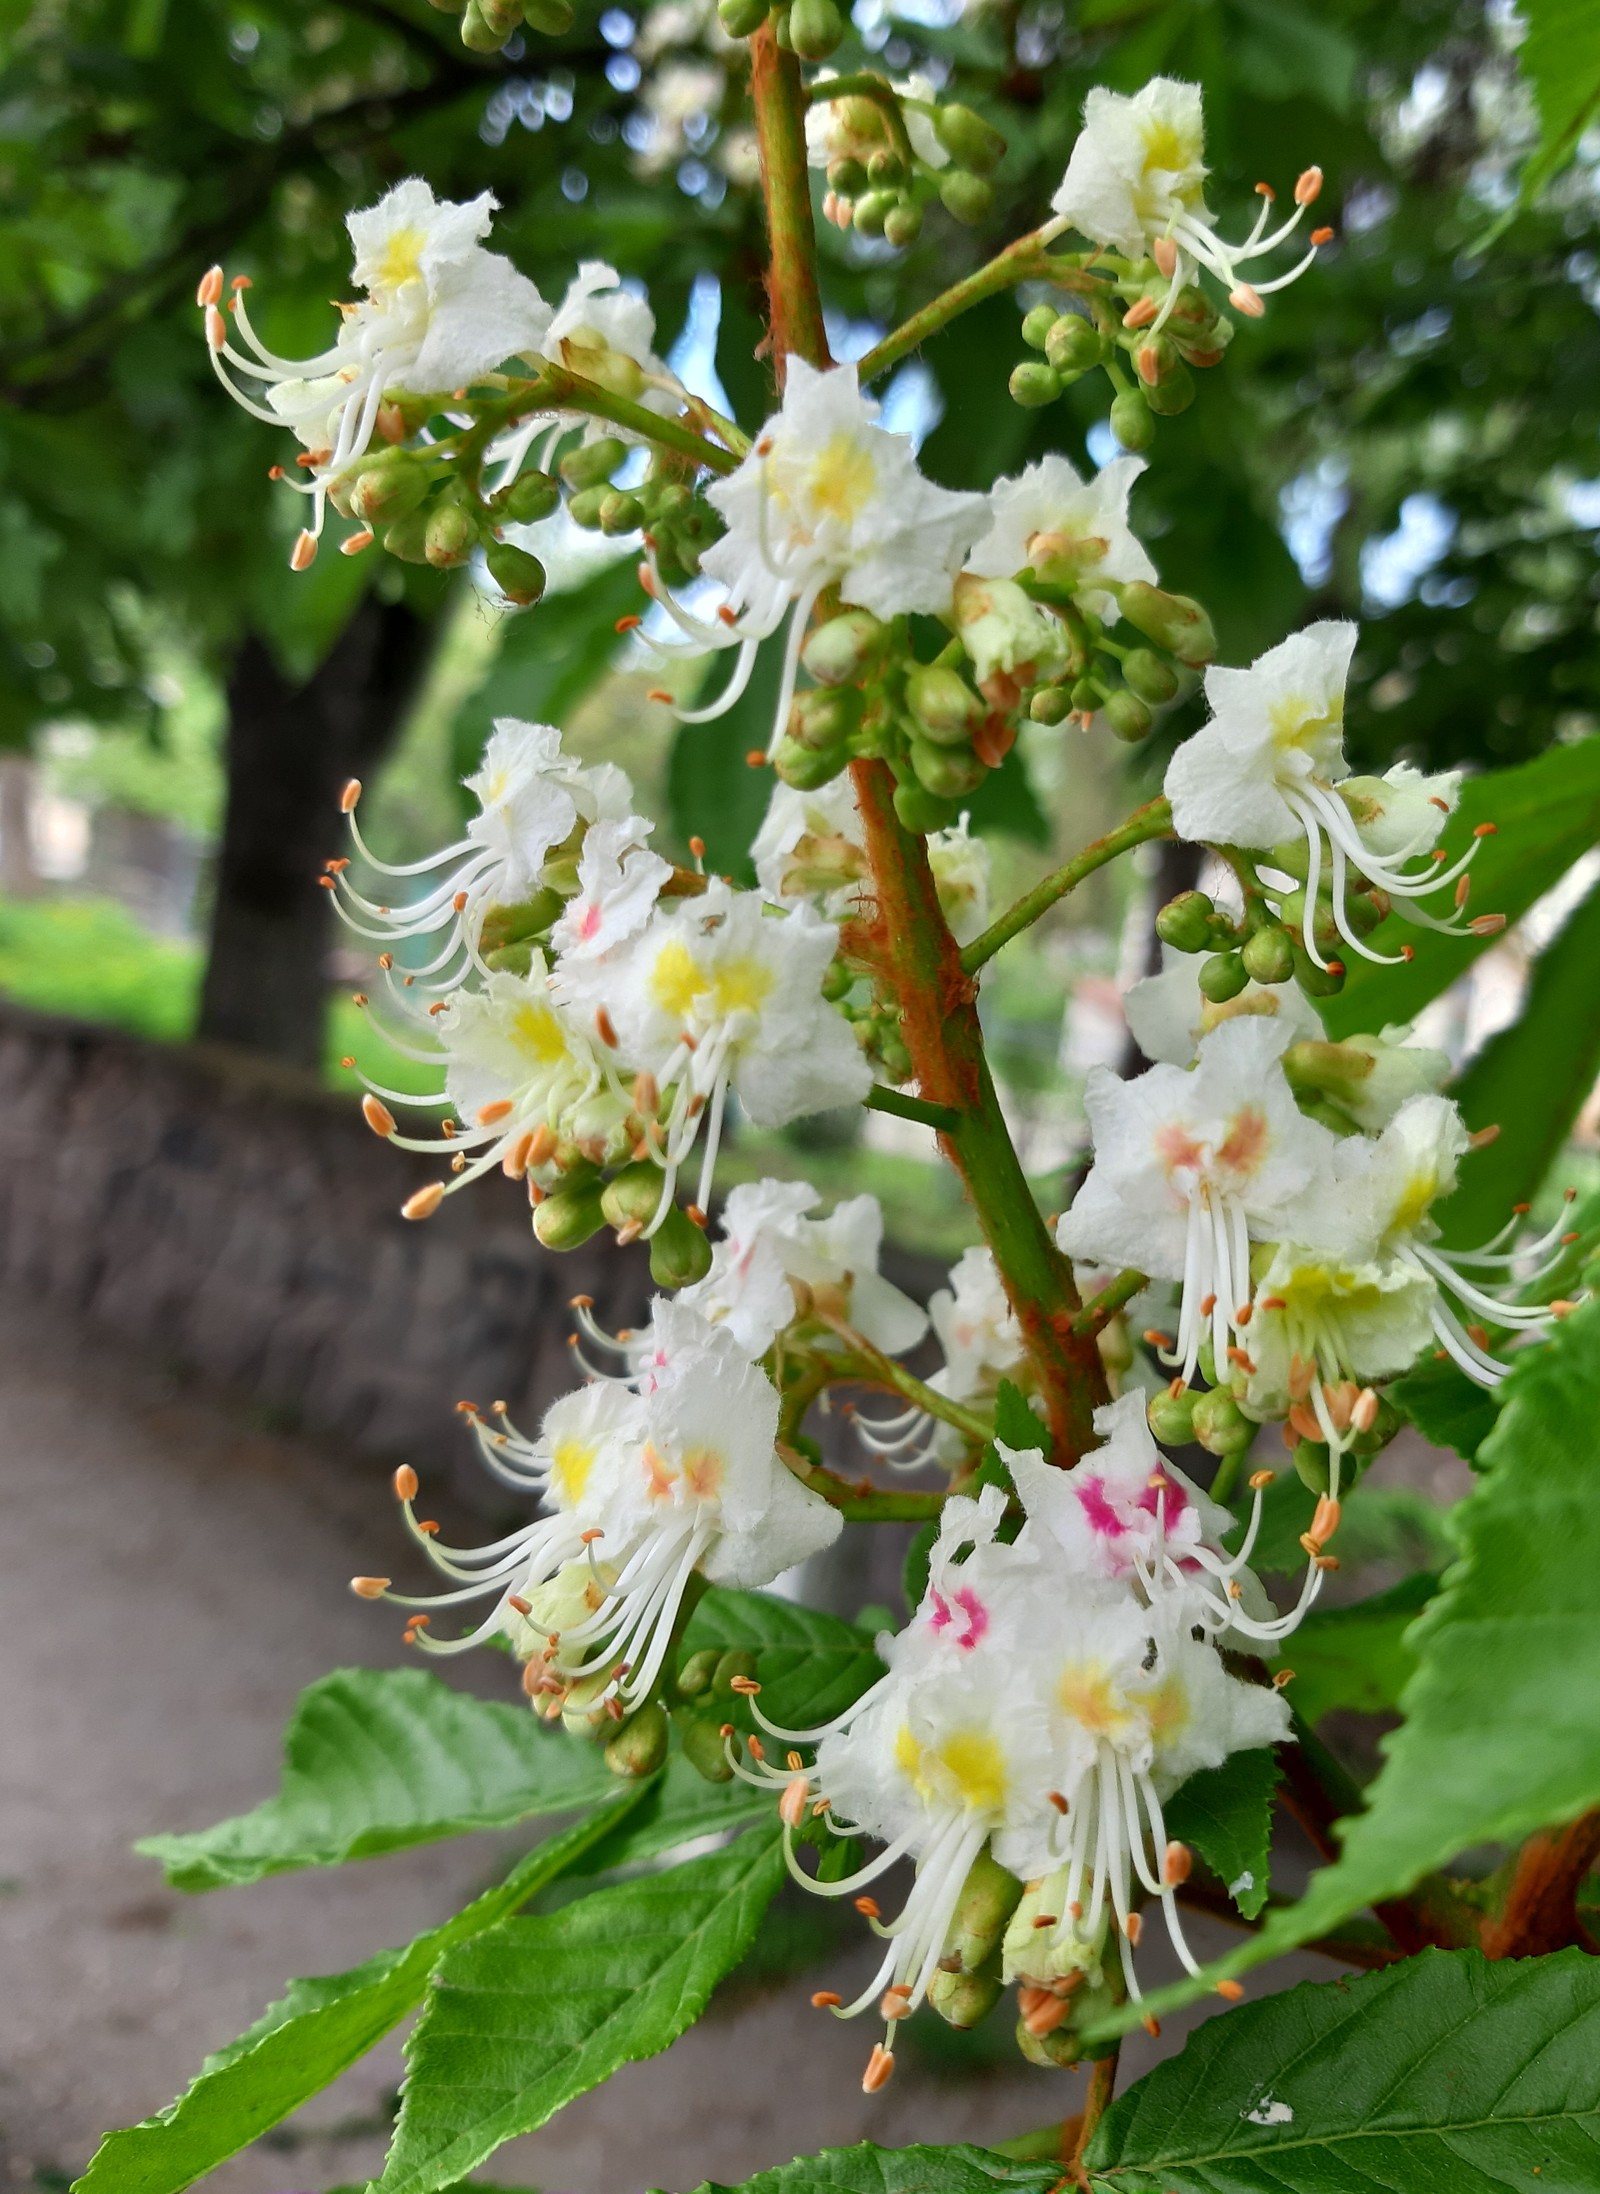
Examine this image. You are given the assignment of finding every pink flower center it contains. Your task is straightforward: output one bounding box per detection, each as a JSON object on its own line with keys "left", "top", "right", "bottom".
{"left": 928, "top": 1584, "right": 989, "bottom": 1650}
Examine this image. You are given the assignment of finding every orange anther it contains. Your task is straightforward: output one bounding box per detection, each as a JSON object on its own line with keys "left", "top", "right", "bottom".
{"left": 811, "top": 1990, "right": 842, "bottom": 2008}
{"left": 1122, "top": 295, "right": 1158, "bottom": 328}
{"left": 401, "top": 1182, "right": 445, "bottom": 1222}
{"left": 362, "top": 1094, "right": 396, "bottom": 1139}
{"left": 350, "top": 1576, "right": 390, "bottom": 1599}
{"left": 1216, "top": 1978, "right": 1245, "bottom": 2001}
{"left": 476, "top": 1099, "right": 514, "bottom": 1125}
{"left": 1295, "top": 166, "right": 1324, "bottom": 205}
{"left": 197, "top": 266, "right": 224, "bottom": 308}
{"left": 1229, "top": 282, "right": 1266, "bottom": 317}
{"left": 290, "top": 530, "right": 319, "bottom": 571}
{"left": 340, "top": 778, "right": 362, "bottom": 812}
{"left": 862, "top": 2044, "right": 895, "bottom": 2093}
{"left": 854, "top": 1895, "right": 881, "bottom": 1919}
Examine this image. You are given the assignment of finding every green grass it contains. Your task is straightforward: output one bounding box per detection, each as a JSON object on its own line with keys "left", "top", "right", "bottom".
{"left": 0, "top": 891, "right": 443, "bottom": 1099}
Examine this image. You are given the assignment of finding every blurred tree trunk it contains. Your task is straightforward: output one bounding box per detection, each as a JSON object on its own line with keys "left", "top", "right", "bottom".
{"left": 0, "top": 752, "right": 40, "bottom": 895}
{"left": 198, "top": 596, "right": 433, "bottom": 1069}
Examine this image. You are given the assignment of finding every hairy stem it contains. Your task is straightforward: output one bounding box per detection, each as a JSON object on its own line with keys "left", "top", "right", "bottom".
{"left": 749, "top": 25, "right": 832, "bottom": 378}
{"left": 962, "top": 799, "right": 1173, "bottom": 973}
{"left": 855, "top": 236, "right": 1108, "bottom": 385}
{"left": 503, "top": 365, "right": 740, "bottom": 474}
{"left": 1072, "top": 1269, "right": 1148, "bottom": 1338}
{"left": 851, "top": 759, "right": 1109, "bottom": 1463}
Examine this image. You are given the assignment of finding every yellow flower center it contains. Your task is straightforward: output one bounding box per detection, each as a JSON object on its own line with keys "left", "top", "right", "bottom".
{"left": 894, "top": 1724, "right": 1008, "bottom": 1814}
{"left": 1131, "top": 1672, "right": 1190, "bottom": 1746}
{"left": 649, "top": 937, "right": 710, "bottom": 1021}
{"left": 805, "top": 433, "right": 878, "bottom": 526}
{"left": 509, "top": 999, "right": 572, "bottom": 1069}
{"left": 1268, "top": 692, "right": 1343, "bottom": 759}
{"left": 712, "top": 955, "right": 775, "bottom": 1017}
{"left": 551, "top": 1437, "right": 597, "bottom": 1505}
{"left": 1059, "top": 1660, "right": 1140, "bottom": 1743}
{"left": 377, "top": 226, "right": 426, "bottom": 292}
{"left": 1391, "top": 1167, "right": 1440, "bottom": 1238}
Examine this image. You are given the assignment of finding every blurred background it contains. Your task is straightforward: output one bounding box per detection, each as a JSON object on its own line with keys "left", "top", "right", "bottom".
{"left": 2, "top": 0, "right": 1598, "bottom": 2187}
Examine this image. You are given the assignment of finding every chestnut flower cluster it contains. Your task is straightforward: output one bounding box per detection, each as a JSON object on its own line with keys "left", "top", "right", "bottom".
{"left": 200, "top": 72, "right": 1586, "bottom": 2100}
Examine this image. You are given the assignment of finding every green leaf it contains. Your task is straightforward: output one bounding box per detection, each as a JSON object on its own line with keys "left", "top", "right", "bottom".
{"left": 73, "top": 1795, "right": 644, "bottom": 2194}
{"left": 571, "top": 1751, "right": 773, "bottom": 1876}
{"left": 1285, "top": 1572, "right": 1437, "bottom": 1728}
{"left": 667, "top": 637, "right": 785, "bottom": 885}
{"left": 1085, "top": 1947, "right": 1600, "bottom": 2191}
{"left": 962, "top": 741, "right": 1049, "bottom": 847}
{"left": 138, "top": 1668, "right": 616, "bottom": 1891}
{"left": 1232, "top": 1472, "right": 1452, "bottom": 1578}
{"left": 1163, "top": 1747, "right": 1279, "bottom": 1919}
{"left": 903, "top": 1518, "right": 938, "bottom": 1614}
{"left": 1096, "top": 1296, "right": 1600, "bottom": 2032}
{"left": 375, "top": 1825, "right": 786, "bottom": 2194}
{"left": 668, "top": 2146, "right": 1064, "bottom": 2193}
{"left": 1437, "top": 877, "right": 1600, "bottom": 1246}
{"left": 1515, "top": 0, "right": 1600, "bottom": 206}
{"left": 450, "top": 557, "right": 640, "bottom": 783}
{"left": 1388, "top": 1351, "right": 1500, "bottom": 1464}
{"left": 681, "top": 1587, "right": 882, "bottom": 1730}
{"left": 1322, "top": 738, "right": 1600, "bottom": 1039}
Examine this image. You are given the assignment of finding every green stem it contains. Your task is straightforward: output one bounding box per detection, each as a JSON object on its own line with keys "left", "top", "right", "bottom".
{"left": 804, "top": 71, "right": 916, "bottom": 167}
{"left": 749, "top": 24, "right": 831, "bottom": 376}
{"left": 779, "top": 1447, "right": 946, "bottom": 1522}
{"left": 1072, "top": 1269, "right": 1147, "bottom": 1337}
{"left": 865, "top": 1083, "right": 960, "bottom": 1132}
{"left": 811, "top": 1311, "right": 994, "bottom": 1443}
{"left": 961, "top": 798, "right": 1173, "bottom": 973}
{"left": 1073, "top": 2042, "right": 1119, "bottom": 2177}
{"left": 855, "top": 237, "right": 1108, "bottom": 385}
{"left": 500, "top": 364, "right": 740, "bottom": 474}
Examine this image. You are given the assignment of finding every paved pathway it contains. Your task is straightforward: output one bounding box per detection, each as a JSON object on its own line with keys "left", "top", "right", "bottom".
{"left": 1, "top": 1292, "right": 1340, "bottom": 2194}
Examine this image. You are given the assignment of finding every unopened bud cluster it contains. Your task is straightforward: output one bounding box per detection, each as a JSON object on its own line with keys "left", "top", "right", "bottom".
{"left": 1009, "top": 278, "right": 1232, "bottom": 449}
{"left": 424, "top": 0, "right": 573, "bottom": 55}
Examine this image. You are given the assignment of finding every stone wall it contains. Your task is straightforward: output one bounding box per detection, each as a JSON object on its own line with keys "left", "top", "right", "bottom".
{"left": 0, "top": 1001, "right": 655, "bottom": 1469}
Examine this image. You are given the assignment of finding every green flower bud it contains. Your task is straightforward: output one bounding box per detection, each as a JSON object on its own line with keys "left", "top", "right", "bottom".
{"left": 1199, "top": 950, "right": 1248, "bottom": 1005}
{"left": 827, "top": 155, "right": 867, "bottom": 197}
{"left": 1147, "top": 1386, "right": 1196, "bottom": 1445}
{"left": 1133, "top": 331, "right": 1178, "bottom": 385}
{"left": 485, "top": 541, "right": 547, "bottom": 607}
{"left": 1114, "top": 582, "right": 1216, "bottom": 666}
{"left": 521, "top": 0, "right": 574, "bottom": 27}
{"left": 566, "top": 484, "right": 608, "bottom": 530}
{"left": 425, "top": 497, "right": 479, "bottom": 568}
{"left": 1293, "top": 945, "right": 1346, "bottom": 998}
{"left": 905, "top": 664, "right": 982, "bottom": 746}
{"left": 941, "top": 1848, "right": 1025, "bottom": 1974}
{"left": 600, "top": 1160, "right": 667, "bottom": 1231}
{"left": 1109, "top": 388, "right": 1155, "bottom": 451}
{"left": 713, "top": 1648, "right": 758, "bottom": 1697}
{"left": 852, "top": 190, "right": 895, "bottom": 237}
{"left": 1351, "top": 1394, "right": 1403, "bottom": 1456}
{"left": 1292, "top": 1437, "right": 1331, "bottom": 1493}
{"left": 382, "top": 509, "right": 432, "bottom": 564}
{"left": 560, "top": 1666, "right": 616, "bottom": 1737}
{"left": 1021, "top": 304, "right": 1059, "bottom": 352}
{"left": 1155, "top": 890, "right": 1215, "bottom": 953}
{"left": 934, "top": 102, "right": 1006, "bottom": 175}
{"left": 1267, "top": 836, "right": 1311, "bottom": 882}
{"left": 802, "top": 609, "right": 884, "bottom": 686}
{"left": 1191, "top": 1388, "right": 1253, "bottom": 1457}
{"left": 938, "top": 170, "right": 994, "bottom": 226}
{"left": 1029, "top": 685, "right": 1072, "bottom": 725}
{"left": 1144, "top": 359, "right": 1196, "bottom": 416}
{"left": 787, "top": 0, "right": 842, "bottom": 56}
{"left": 774, "top": 734, "right": 849, "bottom": 790}
{"left": 1121, "top": 647, "right": 1179, "bottom": 705}
{"left": 1279, "top": 887, "right": 1341, "bottom": 955}
{"left": 1009, "top": 360, "right": 1061, "bottom": 408}
{"left": 866, "top": 147, "right": 906, "bottom": 189}
{"left": 560, "top": 436, "right": 628, "bottom": 491}
{"left": 1015, "top": 2011, "right": 1084, "bottom": 2069}
{"left": 605, "top": 1700, "right": 670, "bottom": 1778}
{"left": 351, "top": 465, "right": 429, "bottom": 527}
{"left": 680, "top": 1711, "right": 735, "bottom": 1781}
{"left": 1241, "top": 924, "right": 1295, "bottom": 985}
{"left": 1103, "top": 688, "right": 1153, "bottom": 744}
{"left": 1044, "top": 314, "right": 1104, "bottom": 375}
{"left": 675, "top": 1647, "right": 720, "bottom": 1698}
{"left": 491, "top": 468, "right": 561, "bottom": 524}
{"left": 599, "top": 489, "right": 645, "bottom": 535}
{"left": 532, "top": 1179, "right": 608, "bottom": 1249}
{"left": 717, "top": 0, "right": 769, "bottom": 33}
{"left": 909, "top": 734, "right": 986, "bottom": 798}
{"left": 461, "top": 0, "right": 514, "bottom": 50}
{"left": 650, "top": 1202, "right": 713, "bottom": 1289}
{"left": 772, "top": 3, "right": 794, "bottom": 47}
{"left": 928, "top": 1965, "right": 1003, "bottom": 2029}
{"left": 788, "top": 685, "right": 861, "bottom": 751}
{"left": 883, "top": 199, "right": 923, "bottom": 250}
{"left": 893, "top": 777, "right": 961, "bottom": 835}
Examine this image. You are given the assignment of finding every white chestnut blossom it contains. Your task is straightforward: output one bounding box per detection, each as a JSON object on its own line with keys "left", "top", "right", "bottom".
{"left": 805, "top": 74, "right": 948, "bottom": 176}
{"left": 549, "top": 815, "right": 672, "bottom": 971}
{"left": 646, "top": 361, "right": 984, "bottom": 755}
{"left": 679, "top": 1177, "right": 929, "bottom": 1359}
{"left": 1048, "top": 79, "right": 1327, "bottom": 331}
{"left": 751, "top": 776, "right": 868, "bottom": 917}
{"left": 334, "top": 718, "right": 633, "bottom": 990}
{"left": 560, "top": 879, "right": 872, "bottom": 1222}
{"left": 951, "top": 573, "right": 1072, "bottom": 698}
{"left": 968, "top": 454, "right": 1156, "bottom": 622}
{"left": 1332, "top": 1094, "right": 1576, "bottom": 1387}
{"left": 927, "top": 815, "right": 992, "bottom": 946}
{"left": 1057, "top": 1016, "right": 1343, "bottom": 1386}
{"left": 202, "top": 181, "right": 551, "bottom": 563}
{"left": 361, "top": 1306, "right": 839, "bottom": 1710}
{"left": 1125, "top": 945, "right": 1323, "bottom": 1069}
{"left": 1164, "top": 623, "right": 1489, "bottom": 969}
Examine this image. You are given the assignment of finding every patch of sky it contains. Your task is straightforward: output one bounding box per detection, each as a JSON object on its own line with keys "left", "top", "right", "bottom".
{"left": 1362, "top": 491, "right": 1456, "bottom": 609}
{"left": 1280, "top": 457, "right": 1350, "bottom": 587}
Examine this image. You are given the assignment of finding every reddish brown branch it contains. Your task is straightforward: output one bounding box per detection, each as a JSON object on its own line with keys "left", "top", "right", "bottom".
{"left": 1482, "top": 1810, "right": 1600, "bottom": 1958}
